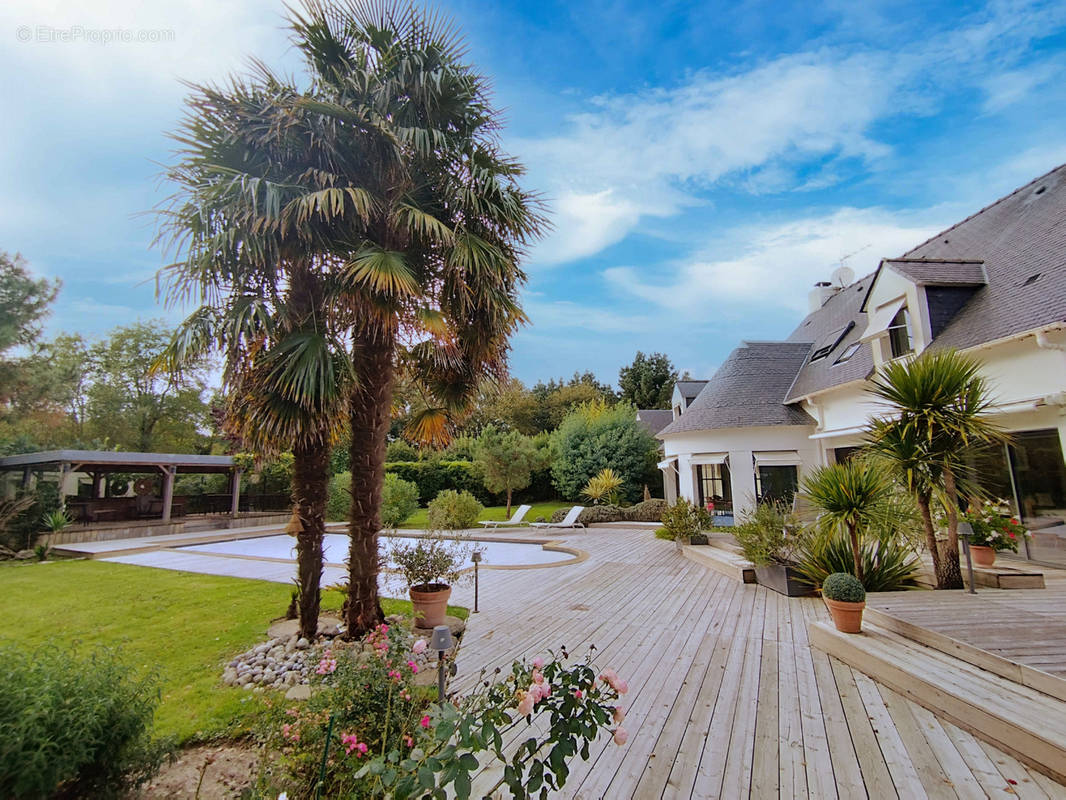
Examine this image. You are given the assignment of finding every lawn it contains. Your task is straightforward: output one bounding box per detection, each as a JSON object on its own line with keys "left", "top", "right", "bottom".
{"left": 0, "top": 559, "right": 466, "bottom": 744}
{"left": 398, "top": 500, "right": 571, "bottom": 529}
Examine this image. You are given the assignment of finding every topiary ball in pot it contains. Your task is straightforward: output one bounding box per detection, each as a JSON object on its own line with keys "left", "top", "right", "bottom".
{"left": 821, "top": 572, "right": 866, "bottom": 634}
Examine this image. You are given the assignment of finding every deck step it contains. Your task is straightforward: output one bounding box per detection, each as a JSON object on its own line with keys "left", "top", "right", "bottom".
{"left": 863, "top": 606, "right": 1066, "bottom": 703}
{"left": 916, "top": 559, "right": 1045, "bottom": 589}
{"left": 681, "top": 543, "right": 755, "bottom": 583}
{"left": 809, "top": 619, "right": 1066, "bottom": 783}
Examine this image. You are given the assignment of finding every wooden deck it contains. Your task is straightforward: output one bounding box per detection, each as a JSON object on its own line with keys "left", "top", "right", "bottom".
{"left": 866, "top": 567, "right": 1066, "bottom": 680}
{"left": 447, "top": 527, "right": 1066, "bottom": 799}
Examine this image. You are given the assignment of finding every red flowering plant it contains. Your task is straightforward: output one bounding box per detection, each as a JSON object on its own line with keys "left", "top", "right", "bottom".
{"left": 960, "top": 500, "right": 1029, "bottom": 553}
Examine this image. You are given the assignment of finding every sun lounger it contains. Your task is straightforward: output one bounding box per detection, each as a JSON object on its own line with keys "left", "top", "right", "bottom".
{"left": 479, "top": 504, "right": 532, "bottom": 528}
{"left": 531, "top": 506, "right": 586, "bottom": 529}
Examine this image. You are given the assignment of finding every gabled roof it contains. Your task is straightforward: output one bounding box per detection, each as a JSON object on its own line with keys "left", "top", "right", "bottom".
{"left": 635, "top": 409, "right": 674, "bottom": 437}
{"left": 675, "top": 380, "right": 708, "bottom": 401}
{"left": 882, "top": 258, "right": 987, "bottom": 287}
{"left": 658, "top": 342, "right": 816, "bottom": 436}
{"left": 899, "top": 164, "right": 1066, "bottom": 351}
{"left": 0, "top": 450, "right": 236, "bottom": 474}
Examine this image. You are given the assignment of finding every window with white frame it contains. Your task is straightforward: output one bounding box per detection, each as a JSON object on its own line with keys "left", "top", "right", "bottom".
{"left": 887, "top": 307, "right": 913, "bottom": 358}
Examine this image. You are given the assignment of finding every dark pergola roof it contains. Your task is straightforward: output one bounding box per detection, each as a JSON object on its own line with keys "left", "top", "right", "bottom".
{"left": 0, "top": 450, "right": 236, "bottom": 475}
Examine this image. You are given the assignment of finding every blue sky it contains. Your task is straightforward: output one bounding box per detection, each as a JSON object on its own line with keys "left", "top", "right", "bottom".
{"left": 4, "top": 0, "right": 1066, "bottom": 389}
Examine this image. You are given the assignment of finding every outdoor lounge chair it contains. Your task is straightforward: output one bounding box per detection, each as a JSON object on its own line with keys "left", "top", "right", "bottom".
{"left": 531, "top": 506, "right": 586, "bottom": 529}
{"left": 479, "top": 504, "right": 532, "bottom": 528}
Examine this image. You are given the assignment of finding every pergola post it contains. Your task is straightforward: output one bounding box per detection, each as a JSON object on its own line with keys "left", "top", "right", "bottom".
{"left": 92, "top": 472, "right": 105, "bottom": 499}
{"left": 161, "top": 466, "right": 177, "bottom": 522}
{"left": 230, "top": 468, "right": 243, "bottom": 518}
{"left": 58, "top": 462, "right": 70, "bottom": 511}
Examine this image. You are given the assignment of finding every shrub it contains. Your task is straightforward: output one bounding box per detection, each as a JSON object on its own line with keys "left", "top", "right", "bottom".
{"left": 550, "top": 505, "right": 626, "bottom": 524}
{"left": 657, "top": 498, "right": 711, "bottom": 542}
{"left": 795, "top": 531, "right": 920, "bottom": 592}
{"left": 731, "top": 501, "right": 803, "bottom": 567}
{"left": 386, "top": 460, "right": 490, "bottom": 505}
{"left": 624, "top": 499, "right": 668, "bottom": 523}
{"left": 426, "top": 489, "right": 484, "bottom": 530}
{"left": 260, "top": 625, "right": 631, "bottom": 799}
{"left": 381, "top": 473, "right": 420, "bottom": 528}
{"left": 551, "top": 400, "right": 660, "bottom": 503}
{"left": 326, "top": 471, "right": 351, "bottom": 522}
{"left": 822, "top": 572, "right": 866, "bottom": 603}
{"left": 385, "top": 439, "right": 420, "bottom": 462}
{"left": 0, "top": 643, "right": 166, "bottom": 798}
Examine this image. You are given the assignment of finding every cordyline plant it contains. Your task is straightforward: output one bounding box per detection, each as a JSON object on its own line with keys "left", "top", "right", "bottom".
{"left": 157, "top": 0, "right": 545, "bottom": 638}
{"left": 263, "top": 624, "right": 630, "bottom": 799}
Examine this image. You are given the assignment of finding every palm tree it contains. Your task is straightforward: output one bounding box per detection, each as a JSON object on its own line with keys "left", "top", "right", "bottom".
{"left": 157, "top": 73, "right": 355, "bottom": 640}
{"left": 802, "top": 461, "right": 893, "bottom": 583}
{"left": 283, "top": 0, "right": 546, "bottom": 634}
{"left": 866, "top": 349, "right": 1006, "bottom": 589}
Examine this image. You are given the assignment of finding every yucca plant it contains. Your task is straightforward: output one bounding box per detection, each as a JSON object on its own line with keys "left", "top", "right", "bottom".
{"left": 582, "top": 468, "right": 624, "bottom": 506}
{"left": 801, "top": 461, "right": 893, "bottom": 583}
{"left": 794, "top": 530, "right": 921, "bottom": 592}
{"left": 866, "top": 349, "right": 1007, "bottom": 589}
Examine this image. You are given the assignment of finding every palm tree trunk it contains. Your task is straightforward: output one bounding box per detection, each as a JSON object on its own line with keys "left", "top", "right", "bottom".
{"left": 847, "top": 521, "right": 864, "bottom": 583}
{"left": 345, "top": 323, "right": 396, "bottom": 636}
{"left": 939, "top": 465, "right": 964, "bottom": 590}
{"left": 292, "top": 438, "right": 328, "bottom": 640}
{"left": 915, "top": 492, "right": 945, "bottom": 584}
{"left": 506, "top": 488, "right": 512, "bottom": 518}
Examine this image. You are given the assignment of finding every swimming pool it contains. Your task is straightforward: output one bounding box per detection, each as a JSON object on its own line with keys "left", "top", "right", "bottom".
{"left": 180, "top": 533, "right": 574, "bottom": 568}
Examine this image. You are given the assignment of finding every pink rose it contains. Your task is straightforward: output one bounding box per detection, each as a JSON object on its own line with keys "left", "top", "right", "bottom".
{"left": 517, "top": 692, "right": 535, "bottom": 716}
{"left": 532, "top": 657, "right": 544, "bottom": 669}
{"left": 532, "top": 669, "right": 544, "bottom": 685}
{"left": 574, "top": 689, "right": 583, "bottom": 699}
{"left": 420, "top": 715, "right": 431, "bottom": 729}
{"left": 613, "top": 705, "right": 626, "bottom": 724}
{"left": 616, "top": 679, "right": 629, "bottom": 695}
{"left": 613, "top": 727, "right": 628, "bottom": 745}
{"left": 408, "top": 660, "right": 419, "bottom": 674}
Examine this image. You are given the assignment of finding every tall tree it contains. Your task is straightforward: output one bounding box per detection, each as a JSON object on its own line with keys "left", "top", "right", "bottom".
{"left": 618, "top": 351, "right": 677, "bottom": 409}
{"left": 0, "top": 252, "right": 59, "bottom": 358}
{"left": 474, "top": 425, "right": 543, "bottom": 516}
{"left": 866, "top": 349, "right": 1006, "bottom": 589}
{"left": 284, "top": 0, "right": 545, "bottom": 635}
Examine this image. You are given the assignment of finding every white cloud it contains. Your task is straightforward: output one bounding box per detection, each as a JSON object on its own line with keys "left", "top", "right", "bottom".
{"left": 604, "top": 206, "right": 949, "bottom": 318}
{"left": 518, "top": 0, "right": 1066, "bottom": 268}
{"left": 523, "top": 298, "right": 656, "bottom": 334}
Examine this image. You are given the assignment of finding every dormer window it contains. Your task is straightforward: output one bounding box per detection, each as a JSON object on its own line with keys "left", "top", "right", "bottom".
{"left": 834, "top": 342, "right": 861, "bottom": 365}
{"left": 887, "top": 307, "right": 912, "bottom": 358}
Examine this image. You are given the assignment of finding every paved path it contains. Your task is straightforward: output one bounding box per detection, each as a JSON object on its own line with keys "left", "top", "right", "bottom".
{"left": 85, "top": 524, "right": 1066, "bottom": 798}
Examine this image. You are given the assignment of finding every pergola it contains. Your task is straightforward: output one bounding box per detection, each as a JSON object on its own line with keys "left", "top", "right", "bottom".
{"left": 0, "top": 449, "right": 242, "bottom": 522}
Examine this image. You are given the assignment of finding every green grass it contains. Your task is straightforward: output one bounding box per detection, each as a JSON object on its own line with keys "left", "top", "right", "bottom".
{"left": 397, "top": 501, "right": 571, "bottom": 529}
{"left": 0, "top": 560, "right": 466, "bottom": 744}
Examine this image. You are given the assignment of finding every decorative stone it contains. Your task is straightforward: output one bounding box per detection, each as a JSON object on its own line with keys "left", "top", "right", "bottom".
{"left": 285, "top": 685, "right": 312, "bottom": 701}
{"left": 295, "top": 637, "right": 310, "bottom": 649}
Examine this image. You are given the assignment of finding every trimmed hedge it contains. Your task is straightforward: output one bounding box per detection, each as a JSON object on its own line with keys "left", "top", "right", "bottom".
{"left": 548, "top": 500, "right": 668, "bottom": 526}
{"left": 386, "top": 460, "right": 555, "bottom": 506}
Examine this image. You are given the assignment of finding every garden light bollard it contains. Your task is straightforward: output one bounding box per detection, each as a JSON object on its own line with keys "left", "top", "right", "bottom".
{"left": 471, "top": 549, "right": 482, "bottom": 613}
{"left": 431, "top": 624, "right": 454, "bottom": 703}
{"left": 958, "top": 521, "right": 977, "bottom": 595}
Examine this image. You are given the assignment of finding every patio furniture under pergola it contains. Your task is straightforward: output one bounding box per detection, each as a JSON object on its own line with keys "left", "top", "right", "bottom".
{"left": 0, "top": 450, "right": 243, "bottom": 522}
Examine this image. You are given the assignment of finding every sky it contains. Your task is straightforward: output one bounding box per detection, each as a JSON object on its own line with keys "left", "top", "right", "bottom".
{"left": 4, "top": 0, "right": 1066, "bottom": 390}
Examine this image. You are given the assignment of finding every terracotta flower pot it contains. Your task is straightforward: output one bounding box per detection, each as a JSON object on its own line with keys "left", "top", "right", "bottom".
{"left": 970, "top": 545, "right": 996, "bottom": 568}
{"left": 409, "top": 583, "right": 452, "bottom": 628}
{"left": 824, "top": 597, "right": 865, "bottom": 634}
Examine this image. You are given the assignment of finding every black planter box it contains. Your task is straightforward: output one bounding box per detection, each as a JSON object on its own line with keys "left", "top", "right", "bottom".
{"left": 754, "top": 563, "right": 815, "bottom": 597}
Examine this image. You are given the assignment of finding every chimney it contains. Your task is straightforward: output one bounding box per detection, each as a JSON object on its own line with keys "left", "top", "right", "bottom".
{"left": 808, "top": 281, "right": 838, "bottom": 313}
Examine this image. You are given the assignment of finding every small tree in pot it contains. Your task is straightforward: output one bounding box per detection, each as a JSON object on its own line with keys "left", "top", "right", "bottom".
{"left": 822, "top": 572, "right": 866, "bottom": 633}
{"left": 390, "top": 535, "right": 469, "bottom": 628}
{"left": 654, "top": 499, "right": 711, "bottom": 550}
{"left": 732, "top": 500, "right": 812, "bottom": 596}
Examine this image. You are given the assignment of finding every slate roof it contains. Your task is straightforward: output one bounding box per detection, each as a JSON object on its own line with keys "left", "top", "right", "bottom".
{"left": 664, "top": 163, "right": 1066, "bottom": 431}
{"left": 675, "top": 380, "right": 708, "bottom": 401}
{"left": 635, "top": 409, "right": 674, "bottom": 437}
{"left": 897, "top": 165, "right": 1066, "bottom": 351}
{"left": 881, "top": 258, "right": 988, "bottom": 287}
{"left": 658, "top": 342, "right": 816, "bottom": 436}
{"left": 784, "top": 273, "right": 875, "bottom": 402}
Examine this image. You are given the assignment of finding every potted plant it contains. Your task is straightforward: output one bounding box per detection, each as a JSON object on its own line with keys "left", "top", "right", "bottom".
{"left": 960, "top": 500, "right": 1029, "bottom": 568}
{"left": 390, "top": 534, "right": 469, "bottom": 628}
{"left": 732, "top": 500, "right": 813, "bottom": 596}
{"left": 654, "top": 498, "right": 711, "bottom": 550}
{"left": 822, "top": 572, "right": 866, "bottom": 633}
